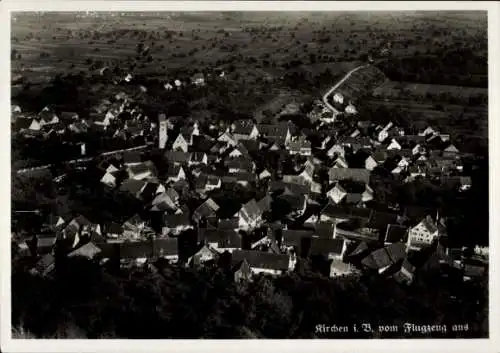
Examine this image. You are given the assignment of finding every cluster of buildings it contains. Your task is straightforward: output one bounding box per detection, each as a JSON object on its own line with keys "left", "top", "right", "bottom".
{"left": 12, "top": 84, "right": 487, "bottom": 286}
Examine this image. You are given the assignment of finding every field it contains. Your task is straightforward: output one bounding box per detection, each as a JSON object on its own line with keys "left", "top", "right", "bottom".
{"left": 11, "top": 11, "right": 487, "bottom": 85}
{"left": 373, "top": 81, "right": 488, "bottom": 101}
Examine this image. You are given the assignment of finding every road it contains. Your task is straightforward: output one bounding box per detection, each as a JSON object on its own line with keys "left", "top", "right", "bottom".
{"left": 322, "top": 64, "right": 370, "bottom": 116}
{"left": 15, "top": 144, "right": 151, "bottom": 175}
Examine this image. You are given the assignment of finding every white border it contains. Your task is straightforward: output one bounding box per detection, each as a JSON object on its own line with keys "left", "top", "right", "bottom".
{"left": 1, "top": 2, "right": 499, "bottom": 353}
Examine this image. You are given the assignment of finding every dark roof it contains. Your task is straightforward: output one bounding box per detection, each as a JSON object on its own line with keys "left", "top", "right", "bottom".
{"left": 225, "top": 157, "right": 255, "bottom": 171}
{"left": 190, "top": 152, "right": 207, "bottom": 162}
{"left": 385, "top": 224, "right": 408, "bottom": 243}
{"left": 231, "top": 250, "right": 289, "bottom": 271}
{"left": 233, "top": 120, "right": 256, "bottom": 135}
{"left": 257, "top": 195, "right": 273, "bottom": 213}
{"left": 153, "top": 238, "right": 179, "bottom": 257}
{"left": 193, "top": 198, "right": 220, "bottom": 222}
{"left": 308, "top": 238, "right": 344, "bottom": 257}
{"left": 199, "top": 228, "right": 242, "bottom": 248}
{"left": 119, "top": 241, "right": 153, "bottom": 259}
{"left": 119, "top": 178, "right": 146, "bottom": 196}
{"left": 164, "top": 213, "right": 191, "bottom": 227}
{"left": 128, "top": 161, "right": 156, "bottom": 177}
{"left": 282, "top": 229, "right": 314, "bottom": 247}
{"left": 240, "top": 199, "right": 262, "bottom": 222}
{"left": 320, "top": 203, "right": 372, "bottom": 221}
{"left": 218, "top": 218, "right": 239, "bottom": 229}
{"left": 328, "top": 168, "right": 371, "bottom": 183}
{"left": 123, "top": 151, "right": 142, "bottom": 164}
{"left": 258, "top": 123, "right": 289, "bottom": 138}
{"left": 314, "top": 222, "right": 335, "bottom": 238}
{"left": 165, "top": 151, "right": 191, "bottom": 164}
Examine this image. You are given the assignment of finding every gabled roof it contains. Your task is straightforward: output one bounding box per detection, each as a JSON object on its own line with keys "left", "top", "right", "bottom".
{"left": 240, "top": 199, "right": 262, "bottom": 221}
{"left": 231, "top": 250, "right": 289, "bottom": 271}
{"left": 190, "top": 151, "right": 207, "bottom": 162}
{"left": 328, "top": 168, "right": 371, "bottom": 184}
{"left": 257, "top": 194, "right": 273, "bottom": 214}
{"left": 193, "top": 198, "right": 220, "bottom": 221}
{"left": 68, "top": 242, "right": 102, "bottom": 259}
{"left": 417, "top": 215, "right": 439, "bottom": 234}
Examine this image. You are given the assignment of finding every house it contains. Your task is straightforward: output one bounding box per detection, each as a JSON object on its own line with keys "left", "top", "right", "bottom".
{"left": 119, "top": 241, "right": 152, "bottom": 267}
{"left": 127, "top": 161, "right": 156, "bottom": 181}
{"left": 162, "top": 213, "right": 193, "bottom": 236}
{"left": 188, "top": 245, "right": 219, "bottom": 267}
{"left": 104, "top": 223, "right": 124, "bottom": 241}
{"left": 326, "top": 183, "right": 347, "bottom": 204}
{"left": 258, "top": 123, "right": 291, "bottom": 145}
{"left": 233, "top": 258, "right": 253, "bottom": 283}
{"left": 217, "top": 131, "right": 238, "bottom": 147}
{"left": 231, "top": 250, "right": 291, "bottom": 276}
{"left": 225, "top": 157, "right": 255, "bottom": 174}
{"left": 345, "top": 103, "right": 357, "bottom": 115}
{"left": 308, "top": 237, "right": 347, "bottom": 260}
{"left": 122, "top": 214, "right": 146, "bottom": 240}
{"left": 151, "top": 191, "right": 178, "bottom": 213}
{"left": 384, "top": 224, "right": 408, "bottom": 245}
{"left": 329, "top": 258, "right": 355, "bottom": 278}
{"left": 259, "top": 169, "right": 272, "bottom": 180}
{"left": 277, "top": 192, "right": 308, "bottom": 219}
{"left": 235, "top": 198, "right": 264, "bottom": 230}
{"left": 100, "top": 171, "right": 118, "bottom": 188}
{"left": 31, "top": 253, "right": 56, "bottom": 277}
{"left": 386, "top": 138, "right": 402, "bottom": 150}
{"left": 34, "top": 234, "right": 57, "bottom": 255}
{"left": 443, "top": 143, "right": 460, "bottom": 157}
{"left": 228, "top": 144, "right": 250, "bottom": 159}
{"left": 67, "top": 242, "right": 102, "bottom": 260}
{"left": 390, "top": 258, "right": 416, "bottom": 285}
{"left": 286, "top": 136, "right": 312, "bottom": 156}
{"left": 418, "top": 126, "right": 438, "bottom": 137}
{"left": 193, "top": 198, "right": 220, "bottom": 224}
{"left": 364, "top": 155, "right": 378, "bottom": 171}
{"left": 281, "top": 229, "right": 315, "bottom": 251}
{"left": 123, "top": 151, "right": 142, "bottom": 166}
{"left": 119, "top": 178, "right": 147, "bottom": 199}
{"left": 191, "top": 72, "right": 206, "bottom": 86}
{"left": 153, "top": 238, "right": 179, "bottom": 262}
{"left": 188, "top": 152, "right": 208, "bottom": 166}
{"left": 222, "top": 172, "right": 256, "bottom": 187}
{"left": 407, "top": 215, "right": 439, "bottom": 251}
{"left": 166, "top": 165, "right": 187, "bottom": 183}
{"left": 361, "top": 242, "right": 407, "bottom": 273}
{"left": 172, "top": 133, "right": 190, "bottom": 152}
{"left": 332, "top": 155, "right": 349, "bottom": 169}
{"left": 377, "top": 122, "right": 394, "bottom": 142}
{"left": 328, "top": 168, "right": 371, "bottom": 184}
{"left": 333, "top": 92, "right": 344, "bottom": 104}
{"left": 231, "top": 120, "right": 260, "bottom": 141}
{"left": 165, "top": 151, "right": 191, "bottom": 165}
{"left": 198, "top": 228, "right": 243, "bottom": 253}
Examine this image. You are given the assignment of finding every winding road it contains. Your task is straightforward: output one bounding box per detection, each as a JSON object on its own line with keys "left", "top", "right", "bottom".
{"left": 322, "top": 64, "right": 370, "bottom": 116}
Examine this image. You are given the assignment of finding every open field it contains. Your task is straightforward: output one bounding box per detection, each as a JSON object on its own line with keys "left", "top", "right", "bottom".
{"left": 11, "top": 11, "right": 487, "bottom": 85}
{"left": 373, "top": 81, "right": 488, "bottom": 101}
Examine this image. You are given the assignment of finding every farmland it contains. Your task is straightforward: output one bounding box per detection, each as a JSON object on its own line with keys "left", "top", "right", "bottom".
{"left": 373, "top": 81, "right": 488, "bottom": 102}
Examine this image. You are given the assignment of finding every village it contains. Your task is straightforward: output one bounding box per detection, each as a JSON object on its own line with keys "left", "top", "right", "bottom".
{"left": 11, "top": 67, "right": 488, "bottom": 288}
